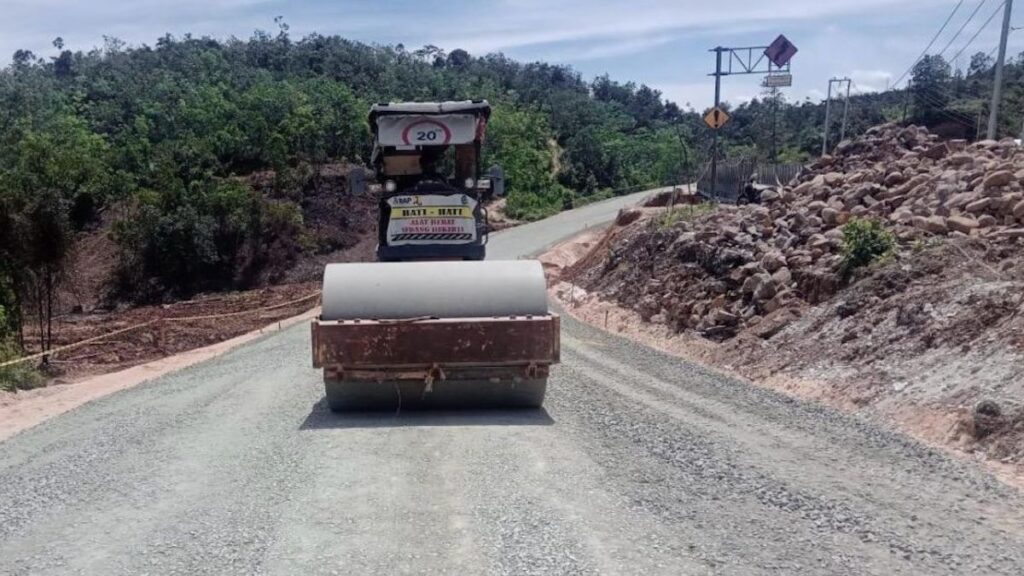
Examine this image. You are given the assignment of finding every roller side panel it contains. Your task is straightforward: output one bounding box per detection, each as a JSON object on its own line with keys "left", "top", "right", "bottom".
{"left": 311, "top": 315, "right": 559, "bottom": 370}
{"left": 324, "top": 377, "right": 547, "bottom": 411}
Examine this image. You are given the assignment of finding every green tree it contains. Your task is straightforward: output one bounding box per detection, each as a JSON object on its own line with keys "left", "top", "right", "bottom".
{"left": 0, "top": 112, "right": 113, "bottom": 357}
{"left": 484, "top": 104, "right": 566, "bottom": 220}
{"left": 911, "top": 55, "right": 952, "bottom": 122}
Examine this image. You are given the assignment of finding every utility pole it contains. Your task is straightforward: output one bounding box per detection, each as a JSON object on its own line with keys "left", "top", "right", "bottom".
{"left": 771, "top": 85, "right": 779, "bottom": 162}
{"left": 822, "top": 77, "right": 851, "bottom": 155}
{"left": 822, "top": 80, "right": 833, "bottom": 156}
{"left": 711, "top": 47, "right": 723, "bottom": 201}
{"left": 987, "top": 0, "right": 1013, "bottom": 139}
{"left": 839, "top": 79, "right": 852, "bottom": 143}
{"left": 903, "top": 79, "right": 911, "bottom": 122}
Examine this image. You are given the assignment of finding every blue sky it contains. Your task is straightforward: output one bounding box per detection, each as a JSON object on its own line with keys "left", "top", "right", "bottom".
{"left": 1, "top": 0, "right": 1021, "bottom": 109}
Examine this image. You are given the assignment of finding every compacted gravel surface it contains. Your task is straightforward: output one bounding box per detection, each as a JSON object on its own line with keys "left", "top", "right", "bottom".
{"left": 1, "top": 189, "right": 1023, "bottom": 575}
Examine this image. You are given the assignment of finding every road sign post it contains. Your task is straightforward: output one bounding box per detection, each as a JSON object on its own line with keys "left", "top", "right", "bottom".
{"left": 711, "top": 47, "right": 723, "bottom": 201}
{"left": 706, "top": 35, "right": 796, "bottom": 199}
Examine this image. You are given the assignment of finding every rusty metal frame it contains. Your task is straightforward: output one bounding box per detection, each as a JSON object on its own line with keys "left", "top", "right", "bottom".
{"left": 311, "top": 315, "right": 560, "bottom": 374}
{"left": 708, "top": 46, "right": 791, "bottom": 77}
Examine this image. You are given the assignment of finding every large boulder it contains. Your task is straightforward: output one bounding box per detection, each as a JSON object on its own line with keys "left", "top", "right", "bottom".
{"left": 983, "top": 170, "right": 1015, "bottom": 189}
{"left": 946, "top": 215, "right": 979, "bottom": 235}
{"left": 912, "top": 215, "right": 948, "bottom": 235}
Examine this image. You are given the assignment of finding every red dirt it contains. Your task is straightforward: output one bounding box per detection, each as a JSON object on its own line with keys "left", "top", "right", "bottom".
{"left": 544, "top": 214, "right": 1024, "bottom": 489}
{"left": 24, "top": 282, "right": 322, "bottom": 383}
{"left": 9, "top": 162, "right": 518, "bottom": 395}
{"left": 10, "top": 163, "right": 379, "bottom": 386}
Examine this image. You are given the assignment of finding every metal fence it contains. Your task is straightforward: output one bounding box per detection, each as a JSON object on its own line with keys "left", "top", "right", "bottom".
{"left": 696, "top": 159, "right": 803, "bottom": 203}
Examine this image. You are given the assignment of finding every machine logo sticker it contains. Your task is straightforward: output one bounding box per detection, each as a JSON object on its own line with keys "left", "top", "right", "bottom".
{"left": 386, "top": 194, "right": 478, "bottom": 246}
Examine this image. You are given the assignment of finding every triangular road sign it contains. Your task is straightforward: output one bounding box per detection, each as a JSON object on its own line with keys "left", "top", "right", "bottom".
{"left": 703, "top": 106, "right": 730, "bottom": 130}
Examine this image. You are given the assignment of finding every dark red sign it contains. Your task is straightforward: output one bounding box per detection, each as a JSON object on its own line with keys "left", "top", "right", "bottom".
{"left": 764, "top": 35, "right": 797, "bottom": 68}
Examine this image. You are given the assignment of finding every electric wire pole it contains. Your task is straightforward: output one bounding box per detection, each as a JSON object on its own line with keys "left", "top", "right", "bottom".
{"left": 822, "top": 80, "right": 833, "bottom": 156}
{"left": 903, "top": 79, "right": 911, "bottom": 122}
{"left": 987, "top": 0, "right": 1013, "bottom": 139}
{"left": 821, "top": 77, "right": 851, "bottom": 155}
{"left": 839, "top": 79, "right": 852, "bottom": 143}
{"left": 711, "top": 47, "right": 723, "bottom": 201}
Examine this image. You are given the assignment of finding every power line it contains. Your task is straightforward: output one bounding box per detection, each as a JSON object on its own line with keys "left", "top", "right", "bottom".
{"left": 913, "top": 85, "right": 978, "bottom": 123}
{"left": 848, "top": 78, "right": 976, "bottom": 130}
{"left": 912, "top": 88, "right": 980, "bottom": 127}
{"left": 949, "top": 1, "right": 1007, "bottom": 64}
{"left": 935, "top": 1, "right": 991, "bottom": 60}
{"left": 849, "top": 78, "right": 971, "bottom": 124}
{"left": 975, "top": 15, "right": 1017, "bottom": 60}
{"left": 961, "top": 25, "right": 1017, "bottom": 74}
{"left": 892, "top": 0, "right": 967, "bottom": 88}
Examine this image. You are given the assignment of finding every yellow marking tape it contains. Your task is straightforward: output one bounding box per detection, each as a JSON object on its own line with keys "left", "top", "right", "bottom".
{"left": 0, "top": 291, "right": 322, "bottom": 368}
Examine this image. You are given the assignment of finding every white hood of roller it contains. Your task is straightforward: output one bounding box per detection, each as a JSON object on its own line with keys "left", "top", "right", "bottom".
{"left": 375, "top": 114, "right": 479, "bottom": 147}
{"left": 321, "top": 261, "right": 548, "bottom": 320}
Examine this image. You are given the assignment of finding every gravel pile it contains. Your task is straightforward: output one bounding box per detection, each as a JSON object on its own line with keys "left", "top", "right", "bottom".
{"left": 584, "top": 123, "right": 1024, "bottom": 340}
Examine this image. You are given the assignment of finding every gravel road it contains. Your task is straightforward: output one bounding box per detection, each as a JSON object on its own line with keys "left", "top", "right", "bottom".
{"left": 1, "top": 189, "right": 1023, "bottom": 575}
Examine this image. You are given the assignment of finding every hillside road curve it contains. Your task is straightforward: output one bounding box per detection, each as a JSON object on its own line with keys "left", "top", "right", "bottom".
{"left": 1, "top": 188, "right": 1023, "bottom": 575}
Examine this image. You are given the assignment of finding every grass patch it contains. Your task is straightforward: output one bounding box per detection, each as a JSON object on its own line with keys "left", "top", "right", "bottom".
{"left": 656, "top": 203, "right": 715, "bottom": 230}
{"left": 0, "top": 341, "right": 43, "bottom": 393}
{"left": 571, "top": 189, "right": 614, "bottom": 209}
{"left": 839, "top": 217, "right": 895, "bottom": 279}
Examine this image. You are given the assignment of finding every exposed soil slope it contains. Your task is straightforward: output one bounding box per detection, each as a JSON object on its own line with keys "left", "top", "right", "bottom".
{"left": 557, "top": 125, "right": 1024, "bottom": 475}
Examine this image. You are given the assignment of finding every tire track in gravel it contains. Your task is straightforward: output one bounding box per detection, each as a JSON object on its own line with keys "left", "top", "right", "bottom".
{"left": 0, "top": 326, "right": 323, "bottom": 575}
{"left": 2, "top": 188, "right": 1023, "bottom": 575}
{"left": 552, "top": 314, "right": 1024, "bottom": 575}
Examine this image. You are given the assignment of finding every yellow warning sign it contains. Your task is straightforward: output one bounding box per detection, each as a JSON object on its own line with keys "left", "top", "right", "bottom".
{"left": 703, "top": 106, "right": 730, "bottom": 130}
{"left": 391, "top": 206, "right": 473, "bottom": 219}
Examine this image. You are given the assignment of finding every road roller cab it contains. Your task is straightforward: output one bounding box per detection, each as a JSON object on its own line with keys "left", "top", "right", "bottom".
{"left": 367, "top": 101, "right": 500, "bottom": 263}
{"left": 311, "top": 100, "right": 559, "bottom": 412}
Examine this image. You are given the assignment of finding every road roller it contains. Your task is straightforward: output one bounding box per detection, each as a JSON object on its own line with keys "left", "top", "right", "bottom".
{"left": 310, "top": 101, "right": 560, "bottom": 411}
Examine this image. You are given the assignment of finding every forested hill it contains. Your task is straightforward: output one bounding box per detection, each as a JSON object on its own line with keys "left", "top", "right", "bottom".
{"left": 2, "top": 33, "right": 697, "bottom": 221}
{"left": 2, "top": 28, "right": 1022, "bottom": 313}
{"left": 0, "top": 29, "right": 710, "bottom": 321}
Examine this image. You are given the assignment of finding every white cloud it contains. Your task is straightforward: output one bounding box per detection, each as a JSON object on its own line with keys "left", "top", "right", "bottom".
{"left": 0, "top": 0, "right": 977, "bottom": 110}
{"left": 546, "top": 34, "right": 679, "bottom": 62}
{"left": 848, "top": 69, "right": 893, "bottom": 93}
{"left": 650, "top": 83, "right": 708, "bottom": 110}
{"left": 428, "top": 0, "right": 940, "bottom": 54}
{"left": 653, "top": 81, "right": 759, "bottom": 110}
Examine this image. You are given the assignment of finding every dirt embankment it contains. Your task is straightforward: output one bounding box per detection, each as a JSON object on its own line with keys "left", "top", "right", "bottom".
{"left": 546, "top": 125, "right": 1024, "bottom": 483}
{"left": 8, "top": 164, "right": 376, "bottom": 393}
{"left": 7, "top": 163, "right": 522, "bottom": 396}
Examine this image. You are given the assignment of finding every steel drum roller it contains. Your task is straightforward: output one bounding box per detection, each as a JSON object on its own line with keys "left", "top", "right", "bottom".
{"left": 321, "top": 260, "right": 548, "bottom": 321}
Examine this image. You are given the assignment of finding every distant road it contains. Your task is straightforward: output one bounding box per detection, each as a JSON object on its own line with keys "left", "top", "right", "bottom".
{"left": 1, "top": 187, "right": 1023, "bottom": 576}
{"left": 487, "top": 187, "right": 662, "bottom": 259}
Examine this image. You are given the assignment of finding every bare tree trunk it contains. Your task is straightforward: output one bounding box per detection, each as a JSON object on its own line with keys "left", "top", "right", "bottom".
{"left": 45, "top": 267, "right": 54, "bottom": 360}
{"left": 36, "top": 281, "right": 45, "bottom": 363}
{"left": 14, "top": 296, "right": 24, "bottom": 352}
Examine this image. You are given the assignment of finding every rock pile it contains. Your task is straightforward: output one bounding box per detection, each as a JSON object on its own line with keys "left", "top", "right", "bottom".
{"left": 786, "top": 124, "right": 1024, "bottom": 241}
{"left": 583, "top": 124, "right": 1024, "bottom": 340}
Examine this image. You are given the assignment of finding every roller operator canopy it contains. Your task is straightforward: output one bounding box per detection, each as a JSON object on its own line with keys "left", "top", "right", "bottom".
{"left": 370, "top": 100, "right": 491, "bottom": 148}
